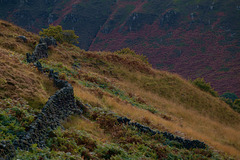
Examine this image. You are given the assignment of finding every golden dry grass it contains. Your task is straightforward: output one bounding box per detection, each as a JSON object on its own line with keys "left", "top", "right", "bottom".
{"left": 63, "top": 116, "right": 111, "bottom": 143}
{"left": 1, "top": 19, "right": 240, "bottom": 158}
{"left": 73, "top": 84, "right": 104, "bottom": 107}
{"left": 72, "top": 69, "right": 240, "bottom": 157}
{"left": 69, "top": 49, "right": 240, "bottom": 158}
{"left": 0, "top": 20, "right": 57, "bottom": 108}
{"left": 102, "top": 95, "right": 240, "bottom": 157}
{"left": 0, "top": 20, "right": 39, "bottom": 56}
{"left": 0, "top": 51, "right": 57, "bottom": 108}
{"left": 111, "top": 69, "right": 240, "bottom": 126}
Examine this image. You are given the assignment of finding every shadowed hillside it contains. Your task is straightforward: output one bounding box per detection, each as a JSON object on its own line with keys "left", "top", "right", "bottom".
{"left": 0, "top": 20, "right": 240, "bottom": 159}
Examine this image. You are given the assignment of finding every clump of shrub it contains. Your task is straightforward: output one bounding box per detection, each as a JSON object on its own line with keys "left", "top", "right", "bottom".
{"left": 221, "top": 92, "right": 238, "bottom": 102}
{"left": 234, "top": 99, "right": 240, "bottom": 106}
{"left": 114, "top": 48, "right": 149, "bottom": 65}
{"left": 192, "top": 78, "right": 218, "bottom": 97}
{"left": 220, "top": 93, "right": 240, "bottom": 113}
{"left": 115, "top": 48, "right": 136, "bottom": 55}
{"left": 39, "top": 25, "right": 79, "bottom": 44}
{"left": 233, "top": 99, "right": 240, "bottom": 113}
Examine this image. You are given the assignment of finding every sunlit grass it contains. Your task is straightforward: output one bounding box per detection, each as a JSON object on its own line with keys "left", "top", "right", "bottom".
{"left": 63, "top": 116, "right": 111, "bottom": 143}
{"left": 1, "top": 19, "right": 240, "bottom": 158}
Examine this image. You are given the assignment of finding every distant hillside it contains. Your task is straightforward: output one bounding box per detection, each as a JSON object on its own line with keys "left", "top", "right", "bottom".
{"left": 1, "top": 0, "right": 240, "bottom": 97}
{"left": 0, "top": 20, "right": 240, "bottom": 159}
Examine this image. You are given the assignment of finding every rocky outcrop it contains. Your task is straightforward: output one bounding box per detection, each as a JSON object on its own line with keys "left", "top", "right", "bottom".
{"left": 160, "top": 10, "right": 179, "bottom": 27}
{"left": 125, "top": 13, "right": 157, "bottom": 32}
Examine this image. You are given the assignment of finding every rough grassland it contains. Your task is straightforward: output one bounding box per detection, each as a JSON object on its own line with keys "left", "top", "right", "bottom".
{"left": 0, "top": 20, "right": 240, "bottom": 158}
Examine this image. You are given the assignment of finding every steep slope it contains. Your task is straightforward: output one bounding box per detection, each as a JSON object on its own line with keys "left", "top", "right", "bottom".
{"left": 0, "top": 20, "right": 240, "bottom": 159}
{"left": 0, "top": 20, "right": 57, "bottom": 108}
{"left": 89, "top": 0, "right": 240, "bottom": 97}
{"left": 1, "top": 0, "right": 239, "bottom": 97}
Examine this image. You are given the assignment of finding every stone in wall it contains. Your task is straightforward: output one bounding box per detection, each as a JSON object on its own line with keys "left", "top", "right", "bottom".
{"left": 39, "top": 36, "right": 57, "bottom": 47}
{"left": 26, "top": 36, "right": 57, "bottom": 63}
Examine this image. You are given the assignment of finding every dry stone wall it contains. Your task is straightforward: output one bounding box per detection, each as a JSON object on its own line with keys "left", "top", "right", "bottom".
{"left": 1, "top": 36, "right": 207, "bottom": 159}
{"left": 15, "top": 36, "right": 81, "bottom": 150}
{"left": 116, "top": 116, "right": 207, "bottom": 149}
{"left": 26, "top": 37, "right": 57, "bottom": 63}
{"left": 13, "top": 78, "right": 82, "bottom": 150}
{"left": 0, "top": 37, "right": 81, "bottom": 160}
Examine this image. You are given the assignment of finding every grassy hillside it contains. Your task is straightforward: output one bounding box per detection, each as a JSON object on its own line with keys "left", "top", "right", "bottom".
{"left": 0, "top": 20, "right": 240, "bottom": 159}
{"left": 90, "top": 0, "right": 240, "bottom": 96}
{"left": 1, "top": 0, "right": 240, "bottom": 96}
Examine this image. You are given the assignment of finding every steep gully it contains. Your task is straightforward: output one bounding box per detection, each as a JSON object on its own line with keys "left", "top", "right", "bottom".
{"left": 0, "top": 37, "right": 206, "bottom": 159}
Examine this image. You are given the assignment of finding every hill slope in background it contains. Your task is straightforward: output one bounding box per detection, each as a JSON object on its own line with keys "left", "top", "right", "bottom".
{"left": 0, "top": 0, "right": 240, "bottom": 97}
{"left": 0, "top": 20, "right": 240, "bottom": 159}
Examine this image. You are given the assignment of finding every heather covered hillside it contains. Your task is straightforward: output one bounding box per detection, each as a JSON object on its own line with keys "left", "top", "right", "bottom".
{"left": 0, "top": 20, "right": 240, "bottom": 159}
{"left": 0, "top": 0, "right": 240, "bottom": 97}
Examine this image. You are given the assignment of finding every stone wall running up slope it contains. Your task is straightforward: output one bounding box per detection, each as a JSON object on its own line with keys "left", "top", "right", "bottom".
{"left": 0, "top": 37, "right": 81, "bottom": 160}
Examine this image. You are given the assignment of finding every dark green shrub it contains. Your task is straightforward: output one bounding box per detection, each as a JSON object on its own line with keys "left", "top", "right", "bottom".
{"left": 192, "top": 78, "right": 218, "bottom": 97}
{"left": 234, "top": 99, "right": 240, "bottom": 106}
{"left": 221, "top": 92, "right": 238, "bottom": 102}
{"left": 39, "top": 25, "right": 79, "bottom": 44}
{"left": 62, "top": 30, "right": 79, "bottom": 44}
{"left": 221, "top": 98, "right": 240, "bottom": 113}
{"left": 220, "top": 93, "right": 240, "bottom": 113}
{"left": 232, "top": 99, "right": 240, "bottom": 113}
